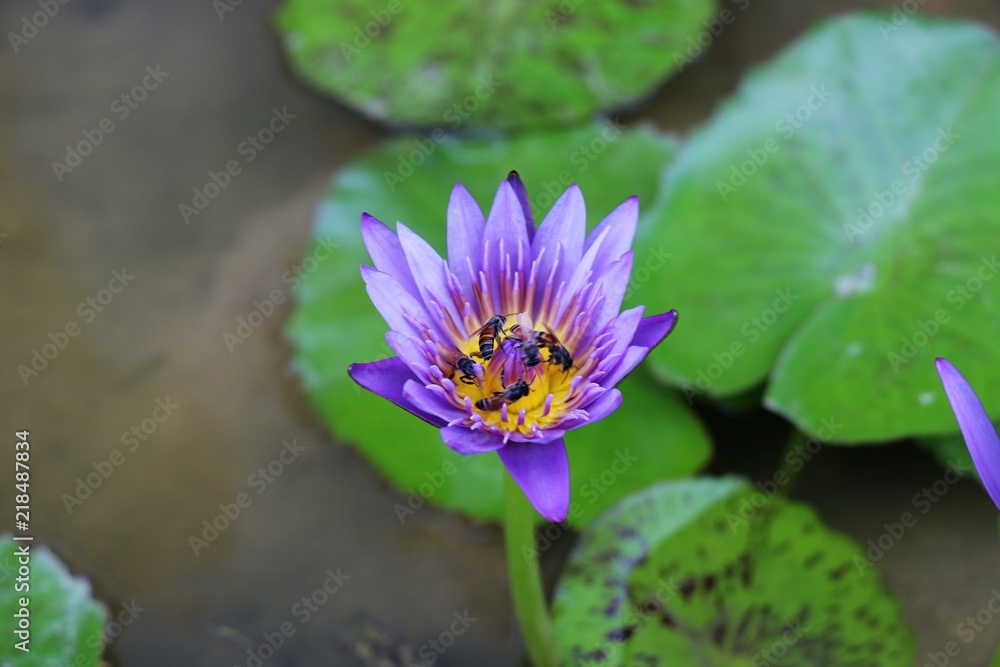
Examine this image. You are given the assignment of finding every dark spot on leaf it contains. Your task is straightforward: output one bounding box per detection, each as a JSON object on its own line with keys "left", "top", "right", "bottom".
{"left": 679, "top": 577, "right": 696, "bottom": 600}
{"left": 603, "top": 596, "right": 622, "bottom": 617}
{"left": 606, "top": 625, "right": 636, "bottom": 642}
{"left": 712, "top": 620, "right": 726, "bottom": 646}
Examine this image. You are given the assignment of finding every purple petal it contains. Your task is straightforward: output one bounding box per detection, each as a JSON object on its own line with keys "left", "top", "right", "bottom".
{"left": 584, "top": 252, "right": 634, "bottom": 334}
{"left": 602, "top": 306, "right": 645, "bottom": 361}
{"left": 397, "top": 222, "right": 463, "bottom": 326}
{"left": 558, "top": 225, "right": 611, "bottom": 310}
{"left": 499, "top": 440, "right": 570, "bottom": 522}
{"left": 509, "top": 429, "right": 567, "bottom": 445}
{"left": 385, "top": 330, "right": 429, "bottom": 367}
{"left": 440, "top": 425, "right": 505, "bottom": 455}
{"left": 402, "top": 380, "right": 465, "bottom": 424}
{"left": 505, "top": 171, "right": 535, "bottom": 241}
{"left": 935, "top": 358, "right": 1000, "bottom": 509}
{"left": 532, "top": 185, "right": 585, "bottom": 286}
{"left": 483, "top": 181, "right": 530, "bottom": 284}
{"left": 348, "top": 358, "right": 446, "bottom": 427}
{"left": 602, "top": 346, "right": 651, "bottom": 388}
{"left": 446, "top": 184, "right": 486, "bottom": 292}
{"left": 361, "top": 266, "right": 433, "bottom": 338}
{"left": 579, "top": 388, "right": 623, "bottom": 425}
{"left": 630, "top": 310, "right": 678, "bottom": 350}
{"left": 586, "top": 196, "right": 638, "bottom": 275}
{"left": 361, "top": 213, "right": 420, "bottom": 298}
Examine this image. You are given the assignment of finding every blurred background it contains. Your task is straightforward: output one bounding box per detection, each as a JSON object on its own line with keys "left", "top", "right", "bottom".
{"left": 3, "top": 0, "right": 1000, "bottom": 665}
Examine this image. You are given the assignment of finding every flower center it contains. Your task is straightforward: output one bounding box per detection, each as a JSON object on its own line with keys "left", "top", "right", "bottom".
{"left": 448, "top": 313, "right": 578, "bottom": 436}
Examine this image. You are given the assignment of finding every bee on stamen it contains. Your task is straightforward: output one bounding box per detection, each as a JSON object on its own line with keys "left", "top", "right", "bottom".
{"left": 506, "top": 313, "right": 544, "bottom": 368}
{"left": 453, "top": 355, "right": 481, "bottom": 385}
{"left": 475, "top": 379, "right": 531, "bottom": 412}
{"left": 535, "top": 330, "right": 573, "bottom": 371}
{"left": 471, "top": 314, "right": 513, "bottom": 361}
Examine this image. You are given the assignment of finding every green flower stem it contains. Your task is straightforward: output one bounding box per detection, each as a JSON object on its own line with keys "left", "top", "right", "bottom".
{"left": 504, "top": 470, "right": 559, "bottom": 667}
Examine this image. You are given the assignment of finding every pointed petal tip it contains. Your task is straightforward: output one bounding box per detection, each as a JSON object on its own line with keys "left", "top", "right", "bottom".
{"left": 935, "top": 358, "right": 1000, "bottom": 511}
{"left": 499, "top": 440, "right": 570, "bottom": 523}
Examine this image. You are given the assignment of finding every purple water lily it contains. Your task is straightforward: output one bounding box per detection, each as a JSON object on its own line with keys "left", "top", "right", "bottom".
{"left": 935, "top": 358, "right": 1000, "bottom": 510}
{"left": 348, "top": 172, "right": 677, "bottom": 521}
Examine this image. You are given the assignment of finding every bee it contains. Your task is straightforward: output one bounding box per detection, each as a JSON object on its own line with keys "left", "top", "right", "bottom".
{"left": 475, "top": 379, "right": 531, "bottom": 412}
{"left": 535, "top": 331, "right": 573, "bottom": 371}
{"left": 454, "top": 356, "right": 480, "bottom": 386}
{"left": 471, "top": 314, "right": 513, "bottom": 361}
{"left": 506, "top": 315, "right": 544, "bottom": 368}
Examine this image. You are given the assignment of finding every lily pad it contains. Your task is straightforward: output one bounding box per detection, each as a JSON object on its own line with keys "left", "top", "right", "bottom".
{"left": 286, "top": 124, "right": 711, "bottom": 523}
{"left": 552, "top": 478, "right": 915, "bottom": 666}
{"left": 274, "top": 0, "right": 715, "bottom": 129}
{"left": 641, "top": 14, "right": 1000, "bottom": 442}
{"left": 0, "top": 535, "right": 107, "bottom": 667}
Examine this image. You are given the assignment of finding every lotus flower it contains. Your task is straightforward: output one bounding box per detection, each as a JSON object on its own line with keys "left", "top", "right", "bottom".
{"left": 348, "top": 172, "right": 677, "bottom": 521}
{"left": 935, "top": 358, "right": 1000, "bottom": 509}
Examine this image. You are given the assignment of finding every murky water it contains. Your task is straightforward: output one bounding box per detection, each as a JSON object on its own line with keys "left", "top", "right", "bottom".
{"left": 2, "top": 0, "right": 1000, "bottom": 665}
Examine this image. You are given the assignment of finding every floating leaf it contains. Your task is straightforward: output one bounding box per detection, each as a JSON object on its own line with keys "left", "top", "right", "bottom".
{"left": 640, "top": 14, "right": 1000, "bottom": 442}
{"left": 274, "top": 0, "right": 715, "bottom": 129}
{"left": 0, "top": 535, "right": 106, "bottom": 667}
{"left": 553, "top": 479, "right": 915, "bottom": 665}
{"left": 286, "top": 125, "right": 710, "bottom": 523}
